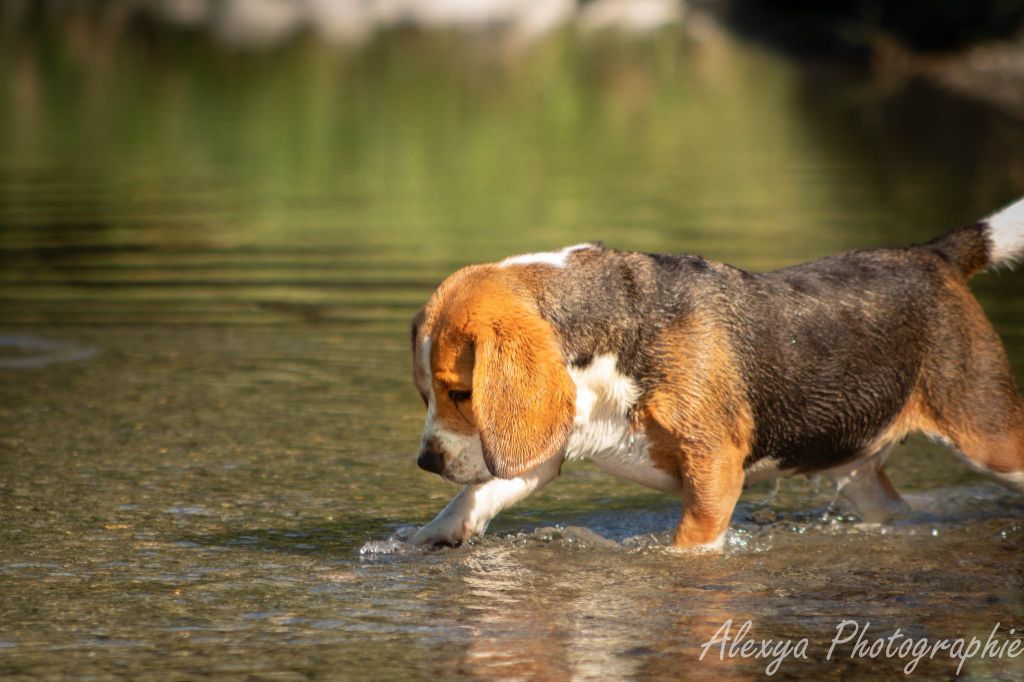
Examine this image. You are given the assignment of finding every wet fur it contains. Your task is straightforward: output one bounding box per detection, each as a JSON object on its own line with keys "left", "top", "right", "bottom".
{"left": 411, "top": 205, "right": 1024, "bottom": 549}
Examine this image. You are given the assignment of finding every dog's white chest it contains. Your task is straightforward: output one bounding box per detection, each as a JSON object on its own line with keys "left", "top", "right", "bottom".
{"left": 563, "top": 354, "right": 682, "bottom": 494}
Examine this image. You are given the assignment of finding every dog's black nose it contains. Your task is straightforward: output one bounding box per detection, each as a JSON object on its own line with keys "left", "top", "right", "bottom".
{"left": 417, "top": 449, "right": 446, "bottom": 474}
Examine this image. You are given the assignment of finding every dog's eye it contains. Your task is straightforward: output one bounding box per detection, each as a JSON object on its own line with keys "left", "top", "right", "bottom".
{"left": 448, "top": 390, "right": 471, "bottom": 404}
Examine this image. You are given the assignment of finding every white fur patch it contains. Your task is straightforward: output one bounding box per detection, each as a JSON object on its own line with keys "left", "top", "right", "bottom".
{"left": 499, "top": 243, "right": 593, "bottom": 268}
{"left": 435, "top": 430, "right": 491, "bottom": 484}
{"left": 743, "top": 456, "right": 785, "bottom": 483}
{"left": 823, "top": 444, "right": 893, "bottom": 493}
{"left": 564, "top": 354, "right": 682, "bottom": 494}
{"left": 985, "top": 196, "right": 1024, "bottom": 265}
{"left": 997, "top": 470, "right": 1024, "bottom": 493}
{"left": 821, "top": 445, "right": 910, "bottom": 523}
{"left": 411, "top": 458, "right": 562, "bottom": 546}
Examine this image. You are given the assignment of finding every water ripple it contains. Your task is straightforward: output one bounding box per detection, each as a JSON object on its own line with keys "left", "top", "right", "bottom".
{"left": 0, "top": 335, "right": 97, "bottom": 368}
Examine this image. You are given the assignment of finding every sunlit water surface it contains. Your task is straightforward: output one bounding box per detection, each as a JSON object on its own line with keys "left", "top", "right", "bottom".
{"left": 2, "top": 23, "right": 1024, "bottom": 680}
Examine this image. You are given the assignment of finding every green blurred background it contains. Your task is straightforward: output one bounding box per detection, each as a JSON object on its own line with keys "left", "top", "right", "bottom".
{"left": 4, "top": 1, "right": 1024, "bottom": 328}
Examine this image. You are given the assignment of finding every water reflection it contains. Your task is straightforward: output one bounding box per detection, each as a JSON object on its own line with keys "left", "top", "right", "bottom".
{"left": 0, "top": 334, "right": 97, "bottom": 368}
{"left": 411, "top": 539, "right": 756, "bottom": 680}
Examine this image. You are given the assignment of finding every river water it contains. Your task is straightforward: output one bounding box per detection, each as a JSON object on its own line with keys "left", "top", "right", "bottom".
{"left": 1, "top": 22, "right": 1023, "bottom": 680}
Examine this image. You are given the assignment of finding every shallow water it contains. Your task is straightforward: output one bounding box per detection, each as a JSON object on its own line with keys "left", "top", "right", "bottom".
{"left": 2, "top": 22, "right": 1024, "bottom": 680}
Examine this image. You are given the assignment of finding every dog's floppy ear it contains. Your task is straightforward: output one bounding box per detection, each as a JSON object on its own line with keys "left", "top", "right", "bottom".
{"left": 410, "top": 307, "right": 426, "bottom": 369}
{"left": 410, "top": 307, "right": 428, "bottom": 394}
{"left": 410, "top": 307, "right": 425, "bottom": 352}
{"left": 471, "top": 303, "right": 575, "bottom": 479}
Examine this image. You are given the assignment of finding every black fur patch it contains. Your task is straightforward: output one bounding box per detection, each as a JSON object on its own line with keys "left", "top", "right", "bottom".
{"left": 924, "top": 223, "right": 990, "bottom": 277}
{"left": 534, "top": 243, "right": 964, "bottom": 473}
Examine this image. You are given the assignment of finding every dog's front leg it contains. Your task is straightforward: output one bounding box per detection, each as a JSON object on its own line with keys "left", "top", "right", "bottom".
{"left": 674, "top": 443, "right": 746, "bottom": 551}
{"left": 410, "top": 457, "right": 561, "bottom": 547}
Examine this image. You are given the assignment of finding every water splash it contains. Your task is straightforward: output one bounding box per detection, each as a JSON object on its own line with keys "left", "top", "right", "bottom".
{"left": 358, "top": 526, "right": 418, "bottom": 557}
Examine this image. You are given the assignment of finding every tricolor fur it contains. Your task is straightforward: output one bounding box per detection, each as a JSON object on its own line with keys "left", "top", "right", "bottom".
{"left": 409, "top": 198, "right": 1024, "bottom": 549}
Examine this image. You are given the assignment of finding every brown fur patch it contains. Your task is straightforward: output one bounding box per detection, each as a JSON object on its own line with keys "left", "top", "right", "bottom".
{"left": 911, "top": 271, "right": 1024, "bottom": 475}
{"left": 430, "top": 330, "right": 477, "bottom": 436}
{"left": 862, "top": 393, "right": 935, "bottom": 455}
{"left": 926, "top": 223, "right": 991, "bottom": 278}
{"left": 857, "top": 268, "right": 1024, "bottom": 478}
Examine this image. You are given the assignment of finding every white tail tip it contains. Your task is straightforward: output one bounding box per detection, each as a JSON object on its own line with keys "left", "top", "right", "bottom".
{"left": 985, "top": 196, "right": 1024, "bottom": 265}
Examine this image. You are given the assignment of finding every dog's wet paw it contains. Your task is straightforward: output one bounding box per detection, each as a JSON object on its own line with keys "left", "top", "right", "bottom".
{"left": 410, "top": 516, "right": 485, "bottom": 548}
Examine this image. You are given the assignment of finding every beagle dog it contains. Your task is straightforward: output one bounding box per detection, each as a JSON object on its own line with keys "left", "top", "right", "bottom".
{"left": 409, "top": 198, "right": 1024, "bottom": 550}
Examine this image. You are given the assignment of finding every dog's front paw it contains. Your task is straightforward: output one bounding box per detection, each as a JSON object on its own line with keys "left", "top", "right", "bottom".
{"left": 409, "top": 515, "right": 486, "bottom": 548}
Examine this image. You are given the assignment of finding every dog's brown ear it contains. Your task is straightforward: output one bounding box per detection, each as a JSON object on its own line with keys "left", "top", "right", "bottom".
{"left": 410, "top": 306, "right": 427, "bottom": 382}
{"left": 410, "top": 307, "right": 425, "bottom": 352}
{"left": 471, "top": 303, "right": 575, "bottom": 479}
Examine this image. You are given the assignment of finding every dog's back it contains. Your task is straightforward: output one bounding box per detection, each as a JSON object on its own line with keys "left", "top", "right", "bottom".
{"left": 727, "top": 248, "right": 942, "bottom": 474}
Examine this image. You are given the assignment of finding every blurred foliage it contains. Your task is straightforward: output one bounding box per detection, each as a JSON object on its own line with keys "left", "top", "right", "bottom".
{"left": 4, "top": 20, "right": 1024, "bottom": 266}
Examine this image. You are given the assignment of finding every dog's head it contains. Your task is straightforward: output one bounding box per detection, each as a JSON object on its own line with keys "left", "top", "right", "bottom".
{"left": 411, "top": 266, "right": 575, "bottom": 483}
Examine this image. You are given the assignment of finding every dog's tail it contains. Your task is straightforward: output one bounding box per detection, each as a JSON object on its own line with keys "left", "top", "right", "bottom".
{"left": 926, "top": 196, "right": 1024, "bottom": 278}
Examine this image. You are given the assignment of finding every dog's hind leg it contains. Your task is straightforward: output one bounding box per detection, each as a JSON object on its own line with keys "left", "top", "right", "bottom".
{"left": 918, "top": 198, "right": 1024, "bottom": 492}
{"left": 943, "top": 423, "right": 1024, "bottom": 494}
{"left": 917, "top": 312, "right": 1024, "bottom": 492}
{"left": 915, "top": 280, "right": 1024, "bottom": 493}
{"left": 924, "top": 385, "right": 1024, "bottom": 493}
{"left": 831, "top": 445, "right": 911, "bottom": 523}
